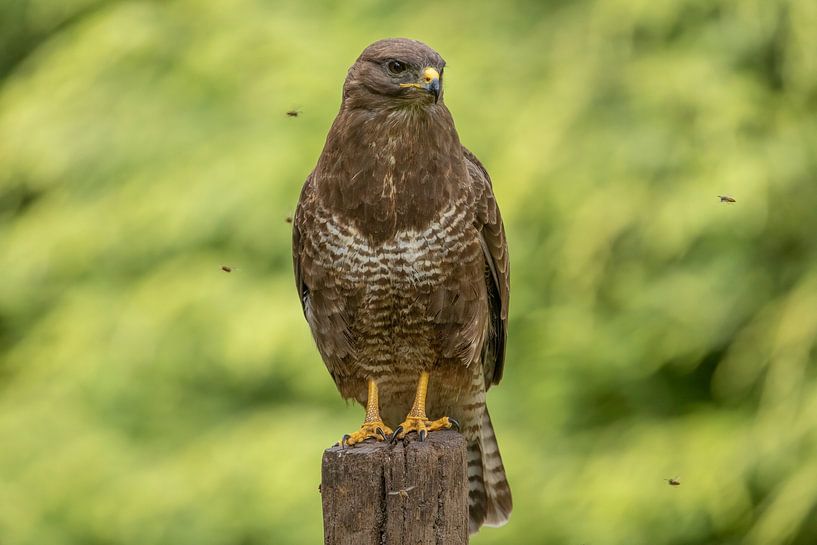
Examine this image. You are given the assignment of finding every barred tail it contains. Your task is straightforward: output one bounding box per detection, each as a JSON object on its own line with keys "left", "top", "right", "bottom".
{"left": 466, "top": 408, "right": 512, "bottom": 534}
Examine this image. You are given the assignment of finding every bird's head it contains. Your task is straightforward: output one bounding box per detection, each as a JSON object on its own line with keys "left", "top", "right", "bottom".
{"left": 342, "top": 38, "right": 446, "bottom": 110}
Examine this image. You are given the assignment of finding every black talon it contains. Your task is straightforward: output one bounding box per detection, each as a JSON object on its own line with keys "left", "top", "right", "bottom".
{"left": 418, "top": 429, "right": 427, "bottom": 442}
{"left": 341, "top": 434, "right": 350, "bottom": 447}
{"left": 390, "top": 426, "right": 403, "bottom": 444}
{"left": 449, "top": 418, "right": 460, "bottom": 431}
{"left": 376, "top": 427, "right": 386, "bottom": 440}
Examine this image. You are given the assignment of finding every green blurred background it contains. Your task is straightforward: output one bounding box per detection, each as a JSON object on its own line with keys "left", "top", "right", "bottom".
{"left": 1, "top": 0, "right": 817, "bottom": 543}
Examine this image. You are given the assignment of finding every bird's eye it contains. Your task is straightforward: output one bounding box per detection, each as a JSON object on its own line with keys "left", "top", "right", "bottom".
{"left": 387, "top": 60, "right": 407, "bottom": 75}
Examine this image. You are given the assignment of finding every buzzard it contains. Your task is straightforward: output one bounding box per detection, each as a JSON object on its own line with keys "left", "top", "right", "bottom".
{"left": 292, "top": 38, "right": 511, "bottom": 533}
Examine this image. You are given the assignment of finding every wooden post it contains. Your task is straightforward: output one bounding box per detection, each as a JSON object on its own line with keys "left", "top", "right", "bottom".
{"left": 320, "top": 430, "right": 468, "bottom": 545}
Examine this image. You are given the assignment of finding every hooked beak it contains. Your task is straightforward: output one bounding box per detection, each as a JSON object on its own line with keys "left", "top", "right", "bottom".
{"left": 426, "top": 76, "right": 441, "bottom": 103}
{"left": 400, "top": 67, "right": 441, "bottom": 103}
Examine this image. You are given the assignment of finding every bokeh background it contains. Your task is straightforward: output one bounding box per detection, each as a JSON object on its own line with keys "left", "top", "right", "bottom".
{"left": 2, "top": 0, "right": 817, "bottom": 543}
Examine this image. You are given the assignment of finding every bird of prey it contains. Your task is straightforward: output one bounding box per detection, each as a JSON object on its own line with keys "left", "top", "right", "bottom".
{"left": 292, "top": 38, "right": 511, "bottom": 533}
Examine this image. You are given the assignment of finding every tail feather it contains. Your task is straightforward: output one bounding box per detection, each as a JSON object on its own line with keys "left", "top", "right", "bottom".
{"left": 466, "top": 408, "right": 512, "bottom": 533}
{"left": 466, "top": 439, "right": 488, "bottom": 533}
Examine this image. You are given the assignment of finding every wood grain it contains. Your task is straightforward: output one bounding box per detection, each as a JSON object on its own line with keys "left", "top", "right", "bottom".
{"left": 321, "top": 430, "right": 468, "bottom": 545}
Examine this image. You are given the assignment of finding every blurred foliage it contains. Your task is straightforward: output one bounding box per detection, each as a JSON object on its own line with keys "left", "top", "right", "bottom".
{"left": 1, "top": 0, "right": 817, "bottom": 544}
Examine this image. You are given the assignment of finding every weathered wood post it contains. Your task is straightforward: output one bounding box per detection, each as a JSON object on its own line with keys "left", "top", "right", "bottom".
{"left": 320, "top": 430, "right": 468, "bottom": 545}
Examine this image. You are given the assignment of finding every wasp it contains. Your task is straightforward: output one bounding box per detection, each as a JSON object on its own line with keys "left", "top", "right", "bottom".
{"left": 286, "top": 109, "right": 302, "bottom": 117}
{"left": 221, "top": 265, "right": 236, "bottom": 273}
{"left": 666, "top": 477, "right": 681, "bottom": 486}
{"left": 718, "top": 195, "right": 736, "bottom": 203}
{"left": 285, "top": 216, "right": 293, "bottom": 223}
{"left": 388, "top": 485, "right": 416, "bottom": 499}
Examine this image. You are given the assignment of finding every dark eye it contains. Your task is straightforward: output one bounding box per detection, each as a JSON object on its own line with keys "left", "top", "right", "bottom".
{"left": 387, "top": 60, "right": 407, "bottom": 75}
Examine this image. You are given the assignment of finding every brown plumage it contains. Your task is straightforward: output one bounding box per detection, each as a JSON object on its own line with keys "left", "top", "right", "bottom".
{"left": 292, "top": 38, "right": 511, "bottom": 533}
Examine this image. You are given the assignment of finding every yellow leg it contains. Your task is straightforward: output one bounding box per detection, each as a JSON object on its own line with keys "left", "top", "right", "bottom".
{"left": 394, "top": 371, "right": 458, "bottom": 442}
{"left": 339, "top": 379, "right": 394, "bottom": 446}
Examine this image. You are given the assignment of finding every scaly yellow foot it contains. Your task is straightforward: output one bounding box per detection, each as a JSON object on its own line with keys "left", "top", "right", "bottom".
{"left": 391, "top": 371, "right": 460, "bottom": 443}
{"left": 339, "top": 421, "right": 394, "bottom": 447}
{"left": 335, "top": 378, "right": 394, "bottom": 447}
{"left": 393, "top": 415, "right": 458, "bottom": 442}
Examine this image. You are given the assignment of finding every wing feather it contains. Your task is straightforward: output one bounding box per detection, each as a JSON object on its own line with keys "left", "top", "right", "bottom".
{"left": 293, "top": 173, "right": 357, "bottom": 383}
{"left": 292, "top": 174, "right": 312, "bottom": 311}
{"left": 463, "top": 147, "right": 510, "bottom": 387}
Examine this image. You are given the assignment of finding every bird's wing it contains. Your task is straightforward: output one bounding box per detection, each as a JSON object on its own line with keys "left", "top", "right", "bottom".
{"left": 292, "top": 172, "right": 357, "bottom": 382}
{"left": 463, "top": 147, "right": 510, "bottom": 387}
{"left": 292, "top": 174, "right": 311, "bottom": 311}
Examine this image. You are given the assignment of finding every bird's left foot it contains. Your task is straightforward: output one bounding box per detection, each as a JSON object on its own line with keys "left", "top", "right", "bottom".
{"left": 391, "top": 416, "right": 459, "bottom": 442}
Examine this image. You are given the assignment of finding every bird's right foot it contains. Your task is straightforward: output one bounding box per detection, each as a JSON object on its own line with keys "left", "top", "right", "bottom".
{"left": 336, "top": 421, "right": 393, "bottom": 447}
